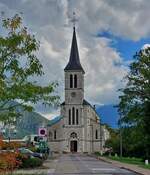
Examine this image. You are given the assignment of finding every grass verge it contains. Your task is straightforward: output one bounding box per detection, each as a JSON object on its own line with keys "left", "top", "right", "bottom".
{"left": 106, "top": 156, "right": 150, "bottom": 169}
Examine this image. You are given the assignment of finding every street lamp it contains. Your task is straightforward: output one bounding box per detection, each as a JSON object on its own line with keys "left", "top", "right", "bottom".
{"left": 119, "top": 115, "right": 123, "bottom": 158}
{"left": 8, "top": 127, "right": 17, "bottom": 142}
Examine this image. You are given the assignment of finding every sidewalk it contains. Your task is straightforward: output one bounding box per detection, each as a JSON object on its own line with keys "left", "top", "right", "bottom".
{"left": 97, "top": 156, "right": 150, "bottom": 175}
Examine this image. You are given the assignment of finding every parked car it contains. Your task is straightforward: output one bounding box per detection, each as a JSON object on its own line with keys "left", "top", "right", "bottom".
{"left": 18, "top": 148, "right": 43, "bottom": 159}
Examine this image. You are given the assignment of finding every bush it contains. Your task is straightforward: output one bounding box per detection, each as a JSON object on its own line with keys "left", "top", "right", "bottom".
{"left": 0, "top": 137, "right": 21, "bottom": 174}
{"left": 19, "top": 157, "right": 43, "bottom": 168}
{"left": 0, "top": 152, "right": 21, "bottom": 174}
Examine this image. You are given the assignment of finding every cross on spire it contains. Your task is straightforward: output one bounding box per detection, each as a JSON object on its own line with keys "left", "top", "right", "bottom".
{"left": 70, "top": 11, "right": 78, "bottom": 29}
{"left": 64, "top": 12, "right": 85, "bottom": 73}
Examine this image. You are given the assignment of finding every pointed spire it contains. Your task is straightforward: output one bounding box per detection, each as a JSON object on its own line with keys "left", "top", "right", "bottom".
{"left": 64, "top": 27, "right": 85, "bottom": 73}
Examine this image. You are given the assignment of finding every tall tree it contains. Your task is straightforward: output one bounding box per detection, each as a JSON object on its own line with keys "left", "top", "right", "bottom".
{"left": 0, "top": 14, "right": 59, "bottom": 122}
{"left": 118, "top": 47, "right": 150, "bottom": 159}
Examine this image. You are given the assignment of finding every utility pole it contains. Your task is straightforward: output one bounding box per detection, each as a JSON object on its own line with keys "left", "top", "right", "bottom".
{"left": 119, "top": 115, "right": 123, "bottom": 158}
{"left": 8, "top": 123, "right": 11, "bottom": 144}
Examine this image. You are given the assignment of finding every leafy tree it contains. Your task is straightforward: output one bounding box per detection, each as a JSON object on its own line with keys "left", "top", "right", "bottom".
{"left": 121, "top": 126, "right": 144, "bottom": 157}
{"left": 118, "top": 47, "right": 150, "bottom": 159}
{"left": 0, "top": 14, "right": 59, "bottom": 122}
{"left": 105, "top": 128, "right": 120, "bottom": 155}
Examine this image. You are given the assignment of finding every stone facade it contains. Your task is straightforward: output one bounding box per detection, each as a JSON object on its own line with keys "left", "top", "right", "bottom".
{"left": 47, "top": 27, "right": 108, "bottom": 154}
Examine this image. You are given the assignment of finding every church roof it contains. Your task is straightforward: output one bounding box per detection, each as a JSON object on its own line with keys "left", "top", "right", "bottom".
{"left": 47, "top": 116, "right": 63, "bottom": 127}
{"left": 61, "top": 99, "right": 91, "bottom": 106}
{"left": 83, "top": 99, "right": 91, "bottom": 106}
{"left": 61, "top": 100, "right": 101, "bottom": 121}
{"left": 64, "top": 27, "right": 85, "bottom": 73}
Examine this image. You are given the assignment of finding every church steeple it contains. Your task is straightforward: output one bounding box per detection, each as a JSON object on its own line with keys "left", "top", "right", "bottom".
{"left": 64, "top": 27, "right": 85, "bottom": 73}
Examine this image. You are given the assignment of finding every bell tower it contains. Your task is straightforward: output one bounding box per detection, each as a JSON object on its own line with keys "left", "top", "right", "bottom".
{"left": 64, "top": 27, "right": 85, "bottom": 105}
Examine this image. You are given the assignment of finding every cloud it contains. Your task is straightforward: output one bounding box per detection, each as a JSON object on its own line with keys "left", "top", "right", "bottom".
{"left": 142, "top": 43, "right": 150, "bottom": 50}
{"left": 67, "top": 0, "right": 150, "bottom": 41}
{"left": 1, "top": 0, "right": 149, "bottom": 118}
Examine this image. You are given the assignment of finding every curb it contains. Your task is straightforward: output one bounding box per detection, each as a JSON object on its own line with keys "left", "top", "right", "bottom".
{"left": 120, "top": 166, "right": 143, "bottom": 175}
{"left": 94, "top": 155, "right": 145, "bottom": 175}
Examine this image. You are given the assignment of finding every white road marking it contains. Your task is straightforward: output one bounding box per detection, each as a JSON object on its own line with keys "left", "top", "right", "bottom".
{"left": 92, "top": 168, "right": 116, "bottom": 171}
{"left": 48, "top": 169, "right": 55, "bottom": 174}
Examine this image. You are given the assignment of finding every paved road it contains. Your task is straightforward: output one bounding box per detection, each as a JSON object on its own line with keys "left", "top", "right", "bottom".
{"left": 48, "top": 154, "right": 137, "bottom": 175}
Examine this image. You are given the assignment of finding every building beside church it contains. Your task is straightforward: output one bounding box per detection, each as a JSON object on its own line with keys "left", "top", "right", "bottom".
{"left": 47, "top": 27, "right": 109, "bottom": 153}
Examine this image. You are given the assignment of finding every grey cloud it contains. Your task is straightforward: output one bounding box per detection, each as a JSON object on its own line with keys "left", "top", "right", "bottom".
{"left": 1, "top": 0, "right": 148, "bottom": 118}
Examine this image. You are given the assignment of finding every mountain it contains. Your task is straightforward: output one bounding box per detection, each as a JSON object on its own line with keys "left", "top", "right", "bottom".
{"left": 15, "top": 111, "right": 49, "bottom": 138}
{"left": 2, "top": 109, "right": 49, "bottom": 139}
{"left": 96, "top": 105, "right": 119, "bottom": 128}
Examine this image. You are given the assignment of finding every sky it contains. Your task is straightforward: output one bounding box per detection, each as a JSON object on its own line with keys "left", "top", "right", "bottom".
{"left": 0, "top": 0, "right": 150, "bottom": 120}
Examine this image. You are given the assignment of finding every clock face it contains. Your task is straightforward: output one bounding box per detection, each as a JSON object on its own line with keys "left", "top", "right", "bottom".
{"left": 71, "top": 92, "right": 76, "bottom": 97}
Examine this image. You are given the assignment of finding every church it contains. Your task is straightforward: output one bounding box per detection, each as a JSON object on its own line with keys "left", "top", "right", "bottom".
{"left": 47, "top": 26, "right": 108, "bottom": 153}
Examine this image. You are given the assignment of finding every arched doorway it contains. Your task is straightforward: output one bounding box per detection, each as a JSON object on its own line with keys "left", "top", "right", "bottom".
{"left": 70, "top": 132, "right": 78, "bottom": 153}
{"left": 70, "top": 140, "right": 77, "bottom": 152}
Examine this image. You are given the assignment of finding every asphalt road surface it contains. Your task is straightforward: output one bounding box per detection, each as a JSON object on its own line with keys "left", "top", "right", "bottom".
{"left": 48, "top": 154, "right": 137, "bottom": 175}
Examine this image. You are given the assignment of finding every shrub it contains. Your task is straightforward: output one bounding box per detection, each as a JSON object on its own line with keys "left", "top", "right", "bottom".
{"left": 2, "top": 141, "right": 22, "bottom": 150}
{"left": 0, "top": 152, "right": 21, "bottom": 174}
{"left": 0, "top": 136, "right": 4, "bottom": 149}
{"left": 0, "top": 137, "right": 22, "bottom": 174}
{"left": 19, "top": 157, "right": 43, "bottom": 168}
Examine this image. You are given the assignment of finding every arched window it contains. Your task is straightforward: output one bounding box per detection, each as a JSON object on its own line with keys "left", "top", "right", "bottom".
{"left": 74, "top": 74, "right": 77, "bottom": 88}
{"left": 72, "top": 107, "right": 75, "bottom": 125}
{"left": 70, "top": 132, "right": 77, "bottom": 138}
{"left": 49, "top": 131, "right": 53, "bottom": 141}
{"left": 76, "top": 109, "right": 79, "bottom": 125}
{"left": 54, "top": 130, "right": 57, "bottom": 140}
{"left": 69, "top": 109, "right": 71, "bottom": 125}
{"left": 95, "top": 130, "right": 98, "bottom": 139}
{"left": 70, "top": 74, "right": 73, "bottom": 88}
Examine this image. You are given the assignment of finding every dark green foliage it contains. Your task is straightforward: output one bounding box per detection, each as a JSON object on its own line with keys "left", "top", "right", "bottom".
{"left": 118, "top": 48, "right": 150, "bottom": 159}
{"left": 19, "top": 157, "right": 43, "bottom": 168}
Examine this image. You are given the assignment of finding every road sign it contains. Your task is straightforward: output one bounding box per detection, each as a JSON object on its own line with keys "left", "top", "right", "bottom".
{"left": 38, "top": 128, "right": 47, "bottom": 137}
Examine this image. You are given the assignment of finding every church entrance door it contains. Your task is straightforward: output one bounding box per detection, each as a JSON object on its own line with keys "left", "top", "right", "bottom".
{"left": 70, "top": 140, "right": 77, "bottom": 152}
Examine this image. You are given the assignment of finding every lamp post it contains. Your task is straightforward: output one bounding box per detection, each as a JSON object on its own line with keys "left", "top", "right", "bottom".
{"left": 6, "top": 124, "right": 17, "bottom": 143}
{"left": 119, "top": 115, "right": 123, "bottom": 158}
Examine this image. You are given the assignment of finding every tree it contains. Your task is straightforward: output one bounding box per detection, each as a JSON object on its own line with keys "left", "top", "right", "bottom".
{"left": 0, "top": 14, "right": 59, "bottom": 122}
{"left": 118, "top": 47, "right": 150, "bottom": 159}
{"left": 105, "top": 128, "right": 120, "bottom": 155}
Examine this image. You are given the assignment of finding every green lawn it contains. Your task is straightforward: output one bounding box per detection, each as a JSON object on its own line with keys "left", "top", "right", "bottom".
{"left": 107, "top": 156, "right": 143, "bottom": 165}
{"left": 140, "top": 164, "right": 150, "bottom": 169}
{"left": 106, "top": 156, "right": 150, "bottom": 169}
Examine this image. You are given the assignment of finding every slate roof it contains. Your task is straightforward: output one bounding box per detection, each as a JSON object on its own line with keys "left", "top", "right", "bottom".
{"left": 61, "top": 100, "right": 101, "bottom": 120}
{"left": 64, "top": 27, "right": 85, "bottom": 73}
{"left": 61, "top": 99, "right": 91, "bottom": 106}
